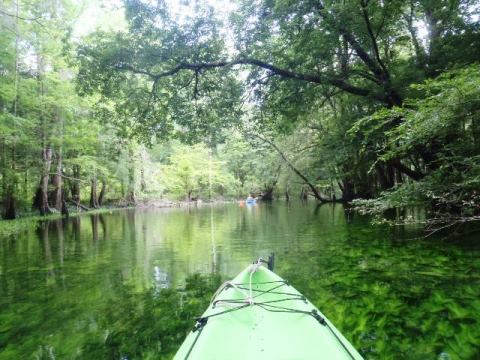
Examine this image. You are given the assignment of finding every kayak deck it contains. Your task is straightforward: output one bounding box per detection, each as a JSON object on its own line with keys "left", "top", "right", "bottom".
{"left": 174, "top": 262, "right": 363, "bottom": 359}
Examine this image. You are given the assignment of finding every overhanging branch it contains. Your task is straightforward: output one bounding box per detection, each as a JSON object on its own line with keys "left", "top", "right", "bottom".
{"left": 114, "top": 57, "right": 389, "bottom": 103}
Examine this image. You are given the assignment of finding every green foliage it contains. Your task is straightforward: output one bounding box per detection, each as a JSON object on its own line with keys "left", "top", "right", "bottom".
{"left": 76, "top": 1, "right": 244, "bottom": 143}
{"left": 3, "top": 0, "right": 480, "bottom": 220}
{"left": 354, "top": 65, "right": 480, "bottom": 215}
{"left": 160, "top": 142, "right": 241, "bottom": 200}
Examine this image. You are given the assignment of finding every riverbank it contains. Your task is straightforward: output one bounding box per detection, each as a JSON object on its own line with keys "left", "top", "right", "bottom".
{"left": 0, "top": 199, "right": 238, "bottom": 237}
{"left": 0, "top": 207, "right": 134, "bottom": 237}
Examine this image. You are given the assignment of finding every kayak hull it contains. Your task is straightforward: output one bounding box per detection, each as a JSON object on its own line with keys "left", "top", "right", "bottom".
{"left": 174, "top": 264, "right": 363, "bottom": 360}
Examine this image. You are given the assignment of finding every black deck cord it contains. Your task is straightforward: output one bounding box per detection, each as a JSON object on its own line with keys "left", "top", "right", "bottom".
{"left": 235, "top": 285, "right": 301, "bottom": 298}
{"left": 321, "top": 315, "right": 358, "bottom": 360}
{"left": 252, "top": 282, "right": 287, "bottom": 299}
{"left": 185, "top": 276, "right": 357, "bottom": 360}
{"left": 233, "top": 280, "right": 285, "bottom": 286}
{"left": 254, "top": 304, "right": 357, "bottom": 360}
{"left": 184, "top": 318, "right": 206, "bottom": 360}
{"left": 214, "top": 296, "right": 305, "bottom": 308}
{"left": 183, "top": 304, "right": 250, "bottom": 360}
{"left": 212, "top": 282, "right": 291, "bottom": 307}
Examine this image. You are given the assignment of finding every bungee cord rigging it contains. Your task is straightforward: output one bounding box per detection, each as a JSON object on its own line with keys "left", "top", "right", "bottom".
{"left": 183, "top": 258, "right": 357, "bottom": 360}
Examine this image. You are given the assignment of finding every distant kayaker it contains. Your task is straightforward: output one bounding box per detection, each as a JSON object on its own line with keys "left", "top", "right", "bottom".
{"left": 246, "top": 194, "right": 257, "bottom": 204}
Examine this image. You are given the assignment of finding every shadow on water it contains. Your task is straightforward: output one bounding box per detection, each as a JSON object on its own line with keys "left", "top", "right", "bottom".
{"left": 0, "top": 202, "right": 479, "bottom": 359}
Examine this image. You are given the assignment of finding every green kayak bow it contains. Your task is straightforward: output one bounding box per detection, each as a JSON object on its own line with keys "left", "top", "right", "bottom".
{"left": 174, "top": 259, "right": 364, "bottom": 359}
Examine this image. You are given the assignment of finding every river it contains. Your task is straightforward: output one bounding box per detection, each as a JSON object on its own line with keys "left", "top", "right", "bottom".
{"left": 1, "top": 202, "right": 479, "bottom": 359}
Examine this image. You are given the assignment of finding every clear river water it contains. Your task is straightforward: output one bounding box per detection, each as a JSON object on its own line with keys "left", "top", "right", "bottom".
{"left": 1, "top": 202, "right": 479, "bottom": 359}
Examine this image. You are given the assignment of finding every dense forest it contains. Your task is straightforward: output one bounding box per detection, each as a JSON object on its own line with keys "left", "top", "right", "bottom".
{"left": 1, "top": 0, "right": 479, "bottom": 224}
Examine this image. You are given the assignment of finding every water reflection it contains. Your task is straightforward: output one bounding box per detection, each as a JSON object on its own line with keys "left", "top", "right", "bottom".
{"left": 210, "top": 206, "right": 217, "bottom": 274}
{"left": 153, "top": 266, "right": 169, "bottom": 291}
{"left": 0, "top": 203, "right": 479, "bottom": 359}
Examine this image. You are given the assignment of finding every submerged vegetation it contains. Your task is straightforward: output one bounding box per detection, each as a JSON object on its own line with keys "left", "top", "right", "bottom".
{"left": 1, "top": 205, "right": 479, "bottom": 359}
{"left": 78, "top": 274, "right": 222, "bottom": 360}
{"left": 1, "top": 0, "right": 480, "bottom": 229}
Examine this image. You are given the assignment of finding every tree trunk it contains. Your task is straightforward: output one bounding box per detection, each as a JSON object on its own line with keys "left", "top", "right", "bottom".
{"left": 35, "top": 146, "right": 53, "bottom": 215}
{"left": 473, "top": 114, "right": 480, "bottom": 153}
{"left": 375, "top": 162, "right": 395, "bottom": 190}
{"left": 90, "top": 177, "right": 99, "bottom": 209}
{"left": 300, "top": 187, "right": 308, "bottom": 200}
{"left": 339, "top": 180, "right": 355, "bottom": 202}
{"left": 2, "top": 0, "right": 20, "bottom": 220}
{"left": 386, "top": 163, "right": 395, "bottom": 188}
{"left": 53, "top": 152, "right": 63, "bottom": 211}
{"left": 126, "top": 146, "right": 136, "bottom": 204}
{"left": 34, "top": 38, "right": 51, "bottom": 216}
{"left": 330, "top": 178, "right": 336, "bottom": 202}
{"left": 23, "top": 158, "right": 29, "bottom": 201}
{"left": 3, "top": 192, "right": 16, "bottom": 220}
{"left": 53, "top": 108, "right": 67, "bottom": 215}
{"left": 140, "top": 167, "right": 146, "bottom": 193}
{"left": 71, "top": 165, "right": 80, "bottom": 203}
{"left": 98, "top": 180, "right": 106, "bottom": 206}
{"left": 261, "top": 187, "right": 274, "bottom": 201}
{"left": 1, "top": 143, "right": 16, "bottom": 219}
{"left": 140, "top": 147, "right": 146, "bottom": 193}
{"left": 61, "top": 193, "right": 69, "bottom": 216}
{"left": 395, "top": 168, "right": 403, "bottom": 185}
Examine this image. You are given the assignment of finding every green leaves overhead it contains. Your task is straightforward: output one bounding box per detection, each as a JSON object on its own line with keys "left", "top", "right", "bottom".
{"left": 76, "top": 0, "right": 243, "bottom": 143}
